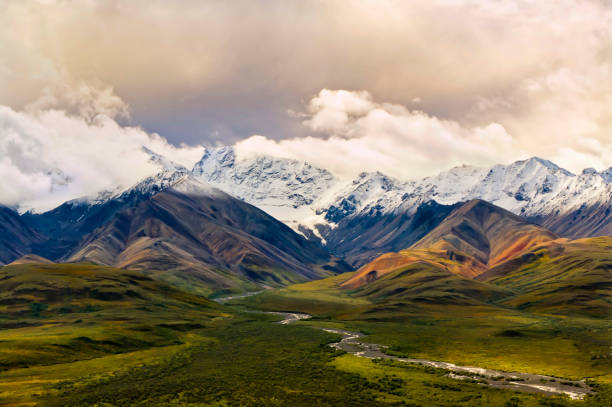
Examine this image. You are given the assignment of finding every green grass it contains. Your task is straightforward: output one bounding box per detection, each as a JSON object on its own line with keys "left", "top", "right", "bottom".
{"left": 239, "top": 272, "right": 375, "bottom": 318}
{"left": 0, "top": 261, "right": 610, "bottom": 405}
{"left": 350, "top": 262, "right": 512, "bottom": 305}
{"left": 332, "top": 355, "right": 612, "bottom": 406}
{"left": 348, "top": 314, "right": 611, "bottom": 382}
{"left": 0, "top": 262, "right": 227, "bottom": 405}
{"left": 237, "top": 278, "right": 612, "bottom": 384}
{"left": 479, "top": 237, "right": 612, "bottom": 317}
{"left": 7, "top": 312, "right": 603, "bottom": 407}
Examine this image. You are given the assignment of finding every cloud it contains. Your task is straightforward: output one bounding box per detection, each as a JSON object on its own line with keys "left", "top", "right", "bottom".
{"left": 1, "top": 0, "right": 612, "bottom": 209}
{"left": 1, "top": 0, "right": 611, "bottom": 161}
{"left": 25, "top": 79, "right": 131, "bottom": 122}
{"left": 235, "top": 90, "right": 519, "bottom": 179}
{"left": 0, "top": 94, "right": 203, "bottom": 212}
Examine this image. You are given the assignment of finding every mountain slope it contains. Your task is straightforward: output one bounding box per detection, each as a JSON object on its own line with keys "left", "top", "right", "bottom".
{"left": 0, "top": 206, "right": 44, "bottom": 265}
{"left": 342, "top": 199, "right": 558, "bottom": 288}
{"left": 477, "top": 236, "right": 612, "bottom": 317}
{"left": 187, "top": 149, "right": 612, "bottom": 265}
{"left": 192, "top": 146, "right": 338, "bottom": 234}
{"left": 412, "top": 199, "right": 558, "bottom": 269}
{"left": 530, "top": 201, "right": 612, "bottom": 238}
{"left": 21, "top": 151, "right": 191, "bottom": 261}
{"left": 68, "top": 177, "right": 347, "bottom": 294}
{"left": 347, "top": 261, "right": 512, "bottom": 306}
{"left": 324, "top": 201, "right": 460, "bottom": 267}
{"left": 338, "top": 200, "right": 609, "bottom": 318}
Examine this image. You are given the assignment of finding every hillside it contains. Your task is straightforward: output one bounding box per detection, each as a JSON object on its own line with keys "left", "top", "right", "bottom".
{"left": 0, "top": 262, "right": 219, "bottom": 318}
{"left": 347, "top": 261, "right": 512, "bottom": 306}
{"left": 7, "top": 254, "right": 54, "bottom": 265}
{"left": 68, "top": 177, "right": 347, "bottom": 295}
{"left": 0, "top": 262, "right": 223, "bottom": 373}
{"left": 412, "top": 200, "right": 558, "bottom": 269}
{"left": 478, "top": 236, "right": 612, "bottom": 317}
{"left": 342, "top": 199, "right": 558, "bottom": 289}
{"left": 0, "top": 206, "right": 44, "bottom": 265}
{"left": 324, "top": 201, "right": 460, "bottom": 267}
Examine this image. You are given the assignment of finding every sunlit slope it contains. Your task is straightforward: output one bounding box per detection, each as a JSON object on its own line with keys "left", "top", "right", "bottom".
{"left": 335, "top": 200, "right": 612, "bottom": 318}
{"left": 7, "top": 253, "right": 54, "bottom": 265}
{"left": 478, "top": 236, "right": 612, "bottom": 317}
{"left": 349, "top": 261, "right": 512, "bottom": 306}
{"left": 343, "top": 199, "right": 558, "bottom": 289}
{"left": 411, "top": 199, "right": 557, "bottom": 272}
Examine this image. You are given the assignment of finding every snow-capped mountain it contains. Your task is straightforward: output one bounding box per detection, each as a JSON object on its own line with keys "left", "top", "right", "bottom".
{"left": 192, "top": 146, "right": 338, "bottom": 235}
{"left": 17, "top": 148, "right": 203, "bottom": 261}
{"left": 100, "top": 147, "right": 190, "bottom": 202}
{"left": 15, "top": 144, "right": 611, "bottom": 267}
{"left": 600, "top": 167, "right": 612, "bottom": 183}
{"left": 316, "top": 157, "right": 610, "bottom": 222}
{"left": 187, "top": 149, "right": 612, "bottom": 265}
{"left": 189, "top": 148, "right": 612, "bottom": 236}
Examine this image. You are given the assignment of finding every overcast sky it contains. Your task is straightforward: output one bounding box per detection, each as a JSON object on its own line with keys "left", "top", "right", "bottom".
{"left": 1, "top": 0, "right": 612, "bottom": 211}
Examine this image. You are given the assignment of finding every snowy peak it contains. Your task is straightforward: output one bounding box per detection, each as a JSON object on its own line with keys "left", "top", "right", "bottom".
{"left": 142, "top": 146, "right": 187, "bottom": 173}
{"left": 580, "top": 167, "right": 612, "bottom": 183}
{"left": 321, "top": 171, "right": 406, "bottom": 222}
{"left": 599, "top": 167, "right": 612, "bottom": 183}
{"left": 42, "top": 146, "right": 611, "bottom": 247}
{"left": 192, "top": 146, "right": 236, "bottom": 179}
{"left": 188, "top": 151, "right": 611, "bottom": 239}
{"left": 192, "top": 146, "right": 337, "bottom": 219}
{"left": 128, "top": 167, "right": 189, "bottom": 197}
{"left": 521, "top": 156, "right": 573, "bottom": 175}
{"left": 83, "top": 148, "right": 190, "bottom": 206}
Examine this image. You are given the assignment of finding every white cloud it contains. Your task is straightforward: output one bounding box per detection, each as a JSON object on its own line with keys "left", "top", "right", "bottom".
{"left": 1, "top": 0, "right": 612, "bottom": 153}
{"left": 25, "top": 79, "right": 131, "bottom": 122}
{"left": 0, "top": 98, "right": 203, "bottom": 212}
{"left": 1, "top": 0, "right": 612, "bottom": 211}
{"left": 236, "top": 89, "right": 520, "bottom": 179}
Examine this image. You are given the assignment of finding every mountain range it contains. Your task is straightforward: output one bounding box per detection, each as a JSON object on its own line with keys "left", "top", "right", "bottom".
{"left": 1, "top": 146, "right": 611, "bottom": 296}
{"left": 192, "top": 147, "right": 612, "bottom": 266}
{"left": 338, "top": 199, "right": 611, "bottom": 318}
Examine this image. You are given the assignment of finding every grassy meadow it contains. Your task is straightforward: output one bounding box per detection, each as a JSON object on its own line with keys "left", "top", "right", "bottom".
{"left": 235, "top": 273, "right": 612, "bottom": 385}
{"left": 0, "top": 263, "right": 609, "bottom": 406}
{"left": 4, "top": 311, "right": 610, "bottom": 406}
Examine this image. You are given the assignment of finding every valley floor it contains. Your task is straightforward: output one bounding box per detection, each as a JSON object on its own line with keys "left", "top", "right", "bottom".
{"left": 1, "top": 304, "right": 610, "bottom": 406}
{"left": 0, "top": 266, "right": 609, "bottom": 406}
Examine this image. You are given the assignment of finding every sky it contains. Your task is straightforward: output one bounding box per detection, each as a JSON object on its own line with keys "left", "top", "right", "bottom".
{"left": 1, "top": 0, "right": 612, "bottom": 211}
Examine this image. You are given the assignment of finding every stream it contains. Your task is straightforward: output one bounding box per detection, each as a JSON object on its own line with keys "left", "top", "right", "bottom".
{"left": 214, "top": 294, "right": 593, "bottom": 400}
